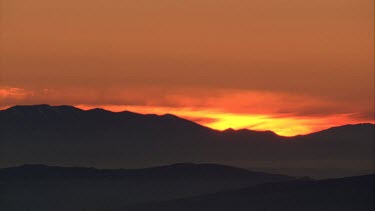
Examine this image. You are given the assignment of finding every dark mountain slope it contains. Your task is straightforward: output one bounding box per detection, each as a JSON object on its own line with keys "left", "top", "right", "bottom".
{"left": 0, "top": 164, "right": 293, "bottom": 211}
{"left": 126, "top": 174, "right": 375, "bottom": 211}
{"left": 0, "top": 105, "right": 373, "bottom": 169}
{"left": 0, "top": 163, "right": 292, "bottom": 180}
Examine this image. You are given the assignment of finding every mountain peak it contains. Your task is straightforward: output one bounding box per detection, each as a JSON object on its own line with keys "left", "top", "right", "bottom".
{"left": 307, "top": 123, "right": 374, "bottom": 136}
{"left": 3, "top": 105, "right": 84, "bottom": 121}
{"left": 6, "top": 104, "right": 82, "bottom": 112}
{"left": 87, "top": 108, "right": 113, "bottom": 113}
{"left": 224, "top": 128, "right": 236, "bottom": 132}
{"left": 223, "top": 128, "right": 279, "bottom": 137}
{"left": 7, "top": 104, "right": 50, "bottom": 111}
{"left": 161, "top": 113, "right": 179, "bottom": 118}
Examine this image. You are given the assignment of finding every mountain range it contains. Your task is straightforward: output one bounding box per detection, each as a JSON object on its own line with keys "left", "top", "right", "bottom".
{"left": 0, "top": 105, "right": 373, "bottom": 177}
{"left": 0, "top": 105, "right": 374, "bottom": 210}
{"left": 0, "top": 164, "right": 372, "bottom": 211}
{"left": 126, "top": 174, "right": 374, "bottom": 211}
{"left": 0, "top": 163, "right": 294, "bottom": 211}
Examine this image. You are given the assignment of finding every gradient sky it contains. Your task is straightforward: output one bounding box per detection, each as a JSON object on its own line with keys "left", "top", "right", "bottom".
{"left": 1, "top": 0, "right": 374, "bottom": 136}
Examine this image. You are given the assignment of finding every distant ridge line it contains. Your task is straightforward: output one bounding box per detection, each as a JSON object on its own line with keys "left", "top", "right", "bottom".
{"left": 2, "top": 104, "right": 374, "bottom": 135}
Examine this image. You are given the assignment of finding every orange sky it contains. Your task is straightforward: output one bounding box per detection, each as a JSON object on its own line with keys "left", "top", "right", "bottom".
{"left": 0, "top": 0, "right": 374, "bottom": 136}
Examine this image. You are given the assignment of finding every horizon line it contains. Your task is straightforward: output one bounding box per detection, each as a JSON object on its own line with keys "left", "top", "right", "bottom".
{"left": 1, "top": 104, "right": 374, "bottom": 137}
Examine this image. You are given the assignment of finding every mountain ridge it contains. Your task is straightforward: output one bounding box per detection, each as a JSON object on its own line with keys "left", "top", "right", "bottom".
{"left": 0, "top": 163, "right": 295, "bottom": 211}
{"left": 2, "top": 104, "right": 372, "bottom": 136}
{"left": 0, "top": 105, "right": 373, "bottom": 173}
{"left": 125, "top": 174, "right": 375, "bottom": 211}
{"left": 0, "top": 163, "right": 294, "bottom": 180}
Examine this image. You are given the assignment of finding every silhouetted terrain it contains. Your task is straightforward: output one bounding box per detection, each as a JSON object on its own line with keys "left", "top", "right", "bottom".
{"left": 0, "top": 105, "right": 374, "bottom": 177}
{"left": 0, "top": 105, "right": 374, "bottom": 210}
{"left": 126, "top": 175, "right": 375, "bottom": 211}
{"left": 0, "top": 164, "right": 293, "bottom": 211}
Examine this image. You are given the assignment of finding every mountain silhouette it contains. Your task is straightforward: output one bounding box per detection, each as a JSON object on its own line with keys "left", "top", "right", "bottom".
{"left": 0, "top": 163, "right": 293, "bottom": 211}
{"left": 0, "top": 105, "right": 373, "bottom": 176}
{"left": 0, "top": 163, "right": 292, "bottom": 180}
{"left": 126, "top": 174, "right": 375, "bottom": 211}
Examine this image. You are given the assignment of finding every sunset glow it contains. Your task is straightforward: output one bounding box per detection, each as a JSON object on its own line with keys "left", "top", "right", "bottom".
{"left": 1, "top": 1, "right": 374, "bottom": 208}
{"left": 72, "top": 104, "right": 370, "bottom": 136}
{"left": 1, "top": 0, "right": 373, "bottom": 136}
{"left": 1, "top": 85, "right": 373, "bottom": 136}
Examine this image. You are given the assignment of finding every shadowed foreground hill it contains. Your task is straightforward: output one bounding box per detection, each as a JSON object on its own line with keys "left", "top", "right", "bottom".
{"left": 0, "top": 164, "right": 293, "bottom": 211}
{"left": 126, "top": 175, "right": 375, "bottom": 211}
{"left": 0, "top": 105, "right": 374, "bottom": 173}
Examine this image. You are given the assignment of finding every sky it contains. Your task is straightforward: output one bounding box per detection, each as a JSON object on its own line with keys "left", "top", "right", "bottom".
{"left": 0, "top": 0, "right": 374, "bottom": 136}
